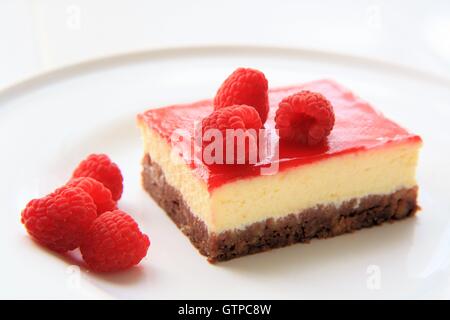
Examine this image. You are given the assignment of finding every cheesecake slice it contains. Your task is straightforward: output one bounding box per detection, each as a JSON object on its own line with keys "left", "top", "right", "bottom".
{"left": 137, "top": 79, "right": 422, "bottom": 262}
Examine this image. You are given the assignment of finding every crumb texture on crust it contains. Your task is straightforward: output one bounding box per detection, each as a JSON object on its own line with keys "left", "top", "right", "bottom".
{"left": 142, "top": 155, "right": 419, "bottom": 262}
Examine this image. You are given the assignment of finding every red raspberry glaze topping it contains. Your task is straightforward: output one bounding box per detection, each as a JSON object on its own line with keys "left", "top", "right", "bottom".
{"left": 72, "top": 154, "right": 123, "bottom": 201}
{"left": 214, "top": 68, "right": 269, "bottom": 124}
{"left": 138, "top": 80, "right": 421, "bottom": 191}
{"left": 66, "top": 177, "right": 117, "bottom": 215}
{"left": 275, "top": 90, "right": 335, "bottom": 146}
{"left": 80, "top": 210, "right": 150, "bottom": 273}
{"left": 202, "top": 105, "right": 262, "bottom": 164}
{"left": 21, "top": 186, "right": 97, "bottom": 253}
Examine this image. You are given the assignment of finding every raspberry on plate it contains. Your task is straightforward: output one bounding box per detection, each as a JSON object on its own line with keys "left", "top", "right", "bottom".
{"left": 80, "top": 210, "right": 150, "bottom": 273}
{"left": 202, "top": 105, "right": 263, "bottom": 164}
{"left": 72, "top": 154, "right": 123, "bottom": 201}
{"left": 66, "top": 177, "right": 117, "bottom": 215}
{"left": 214, "top": 68, "right": 269, "bottom": 124}
{"left": 275, "top": 90, "right": 335, "bottom": 146}
{"left": 21, "top": 186, "right": 97, "bottom": 253}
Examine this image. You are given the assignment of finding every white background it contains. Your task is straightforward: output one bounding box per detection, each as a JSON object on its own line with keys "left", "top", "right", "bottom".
{"left": 1, "top": 0, "right": 450, "bottom": 300}
{"left": 1, "top": 0, "right": 449, "bottom": 89}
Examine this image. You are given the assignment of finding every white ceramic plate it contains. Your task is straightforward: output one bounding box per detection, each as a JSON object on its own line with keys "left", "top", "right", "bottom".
{"left": 1, "top": 46, "right": 449, "bottom": 299}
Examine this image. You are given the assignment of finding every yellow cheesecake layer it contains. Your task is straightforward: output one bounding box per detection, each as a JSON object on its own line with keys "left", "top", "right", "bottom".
{"left": 139, "top": 123, "right": 421, "bottom": 234}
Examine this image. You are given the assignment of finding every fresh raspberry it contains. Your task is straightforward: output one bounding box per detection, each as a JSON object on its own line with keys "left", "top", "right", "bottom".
{"left": 214, "top": 68, "right": 269, "bottom": 124}
{"left": 72, "top": 154, "right": 123, "bottom": 201}
{"left": 21, "top": 186, "right": 97, "bottom": 253}
{"left": 66, "top": 177, "right": 117, "bottom": 215}
{"left": 202, "top": 105, "right": 262, "bottom": 164}
{"left": 80, "top": 210, "right": 150, "bottom": 272}
{"left": 275, "top": 91, "right": 335, "bottom": 145}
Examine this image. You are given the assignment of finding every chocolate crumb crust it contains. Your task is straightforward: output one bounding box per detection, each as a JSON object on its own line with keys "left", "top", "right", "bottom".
{"left": 142, "top": 154, "right": 419, "bottom": 262}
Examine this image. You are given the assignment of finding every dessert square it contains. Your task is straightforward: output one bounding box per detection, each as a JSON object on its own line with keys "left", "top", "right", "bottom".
{"left": 137, "top": 79, "right": 422, "bottom": 262}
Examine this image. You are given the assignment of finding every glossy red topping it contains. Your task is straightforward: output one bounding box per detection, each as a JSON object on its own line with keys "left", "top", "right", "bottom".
{"left": 138, "top": 79, "right": 421, "bottom": 191}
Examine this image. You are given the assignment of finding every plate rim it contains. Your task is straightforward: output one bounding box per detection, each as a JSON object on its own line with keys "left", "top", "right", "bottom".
{"left": 1, "top": 44, "right": 450, "bottom": 104}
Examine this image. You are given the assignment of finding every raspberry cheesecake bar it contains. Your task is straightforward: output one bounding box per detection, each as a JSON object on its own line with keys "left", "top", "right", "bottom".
{"left": 137, "top": 71, "right": 421, "bottom": 262}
